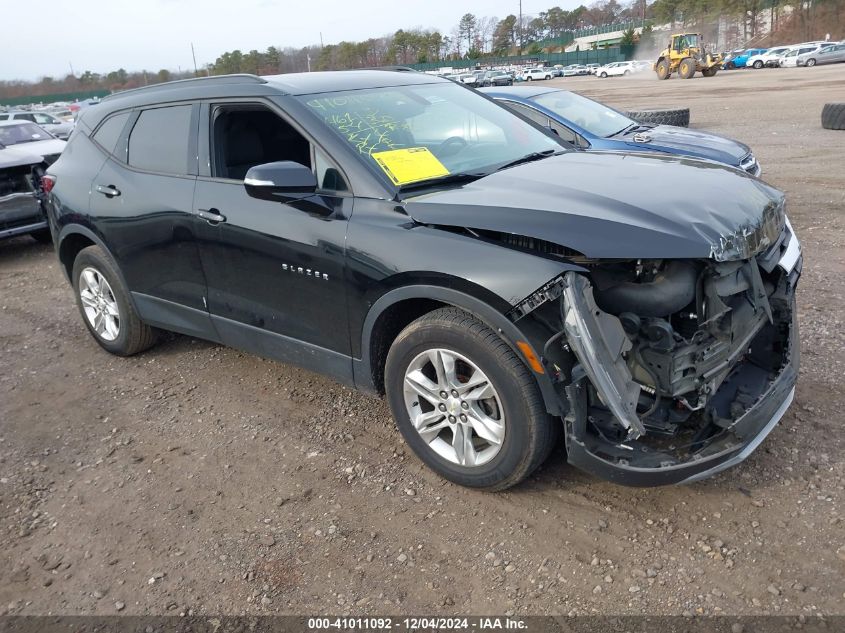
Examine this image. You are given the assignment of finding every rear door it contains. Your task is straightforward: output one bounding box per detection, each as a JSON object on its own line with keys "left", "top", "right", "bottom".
{"left": 88, "top": 103, "right": 214, "bottom": 339}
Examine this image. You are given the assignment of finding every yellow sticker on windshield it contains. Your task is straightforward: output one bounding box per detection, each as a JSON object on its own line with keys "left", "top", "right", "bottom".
{"left": 371, "top": 147, "right": 450, "bottom": 186}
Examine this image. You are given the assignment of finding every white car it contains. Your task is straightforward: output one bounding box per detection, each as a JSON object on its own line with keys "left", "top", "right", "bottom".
{"left": 0, "top": 110, "right": 74, "bottom": 140}
{"left": 746, "top": 46, "right": 791, "bottom": 68}
{"left": 778, "top": 44, "right": 826, "bottom": 67}
{"left": 0, "top": 121, "right": 67, "bottom": 165}
{"left": 595, "top": 61, "right": 636, "bottom": 78}
{"left": 456, "top": 73, "right": 480, "bottom": 87}
{"left": 523, "top": 68, "right": 553, "bottom": 81}
{"left": 561, "top": 64, "right": 589, "bottom": 77}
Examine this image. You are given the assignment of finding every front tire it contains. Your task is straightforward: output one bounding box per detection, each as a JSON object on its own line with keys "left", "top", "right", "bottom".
{"left": 679, "top": 57, "right": 696, "bottom": 79}
{"left": 72, "top": 245, "right": 157, "bottom": 356}
{"left": 806, "top": 58, "right": 816, "bottom": 67}
{"left": 384, "top": 308, "right": 556, "bottom": 491}
{"left": 600, "top": 71, "right": 608, "bottom": 78}
{"left": 753, "top": 60, "right": 763, "bottom": 69}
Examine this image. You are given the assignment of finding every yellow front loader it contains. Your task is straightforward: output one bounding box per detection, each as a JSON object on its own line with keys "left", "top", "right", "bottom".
{"left": 654, "top": 33, "right": 722, "bottom": 79}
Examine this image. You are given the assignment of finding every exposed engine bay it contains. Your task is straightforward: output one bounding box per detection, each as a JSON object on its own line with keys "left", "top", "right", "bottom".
{"left": 0, "top": 164, "right": 39, "bottom": 199}
{"left": 508, "top": 218, "right": 801, "bottom": 485}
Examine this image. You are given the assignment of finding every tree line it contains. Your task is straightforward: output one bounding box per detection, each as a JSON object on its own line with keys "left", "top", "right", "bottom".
{"left": 1, "top": 0, "right": 841, "bottom": 100}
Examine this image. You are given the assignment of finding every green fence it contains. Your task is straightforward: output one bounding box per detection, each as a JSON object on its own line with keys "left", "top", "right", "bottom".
{"left": 0, "top": 89, "right": 110, "bottom": 107}
{"left": 409, "top": 48, "right": 626, "bottom": 72}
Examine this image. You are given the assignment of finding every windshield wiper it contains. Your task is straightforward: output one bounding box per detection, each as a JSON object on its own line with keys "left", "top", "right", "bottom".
{"left": 610, "top": 122, "right": 653, "bottom": 137}
{"left": 397, "top": 171, "right": 486, "bottom": 194}
{"left": 493, "top": 149, "right": 562, "bottom": 172}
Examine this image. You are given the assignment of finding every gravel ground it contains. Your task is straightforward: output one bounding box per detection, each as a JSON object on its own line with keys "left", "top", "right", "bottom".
{"left": 1, "top": 66, "right": 843, "bottom": 618}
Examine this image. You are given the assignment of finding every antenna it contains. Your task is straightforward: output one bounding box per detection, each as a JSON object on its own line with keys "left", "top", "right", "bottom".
{"left": 191, "top": 43, "right": 199, "bottom": 75}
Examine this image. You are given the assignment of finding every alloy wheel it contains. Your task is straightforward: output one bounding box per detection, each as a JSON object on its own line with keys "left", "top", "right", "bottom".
{"left": 402, "top": 348, "right": 505, "bottom": 467}
{"left": 79, "top": 267, "right": 120, "bottom": 341}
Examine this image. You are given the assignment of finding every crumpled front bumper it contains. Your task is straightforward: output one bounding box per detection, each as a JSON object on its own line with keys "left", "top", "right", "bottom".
{"left": 561, "top": 225, "right": 802, "bottom": 487}
{"left": 564, "top": 318, "right": 797, "bottom": 486}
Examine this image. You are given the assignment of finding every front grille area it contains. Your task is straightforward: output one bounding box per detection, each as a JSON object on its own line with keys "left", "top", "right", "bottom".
{"left": 740, "top": 152, "right": 759, "bottom": 175}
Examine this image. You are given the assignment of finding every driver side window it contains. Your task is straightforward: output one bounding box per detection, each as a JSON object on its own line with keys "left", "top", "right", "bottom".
{"left": 211, "top": 104, "right": 348, "bottom": 192}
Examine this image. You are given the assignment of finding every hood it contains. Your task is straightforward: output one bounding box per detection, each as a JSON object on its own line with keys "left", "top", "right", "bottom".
{"left": 620, "top": 125, "right": 750, "bottom": 166}
{"left": 404, "top": 152, "right": 784, "bottom": 261}
{"left": 15, "top": 138, "right": 66, "bottom": 158}
{"left": 0, "top": 146, "right": 44, "bottom": 169}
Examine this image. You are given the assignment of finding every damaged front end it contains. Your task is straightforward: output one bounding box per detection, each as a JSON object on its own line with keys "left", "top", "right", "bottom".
{"left": 513, "top": 216, "right": 802, "bottom": 486}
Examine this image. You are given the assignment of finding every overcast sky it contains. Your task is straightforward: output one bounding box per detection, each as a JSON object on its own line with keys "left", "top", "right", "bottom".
{"left": 1, "top": 0, "right": 585, "bottom": 81}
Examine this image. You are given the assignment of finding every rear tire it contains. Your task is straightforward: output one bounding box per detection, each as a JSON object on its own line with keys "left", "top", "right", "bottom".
{"left": 821, "top": 103, "right": 845, "bottom": 130}
{"left": 384, "top": 307, "right": 557, "bottom": 491}
{"left": 72, "top": 245, "right": 157, "bottom": 356}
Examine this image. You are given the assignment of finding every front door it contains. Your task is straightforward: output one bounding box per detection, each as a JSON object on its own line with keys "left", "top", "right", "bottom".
{"left": 193, "top": 101, "right": 353, "bottom": 377}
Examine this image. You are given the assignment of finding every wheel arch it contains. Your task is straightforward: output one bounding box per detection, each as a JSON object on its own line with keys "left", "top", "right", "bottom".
{"left": 354, "top": 283, "right": 565, "bottom": 417}
{"left": 57, "top": 224, "right": 140, "bottom": 313}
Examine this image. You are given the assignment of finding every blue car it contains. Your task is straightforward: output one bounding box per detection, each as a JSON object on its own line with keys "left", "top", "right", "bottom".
{"left": 480, "top": 86, "right": 761, "bottom": 176}
{"left": 724, "top": 48, "right": 768, "bottom": 69}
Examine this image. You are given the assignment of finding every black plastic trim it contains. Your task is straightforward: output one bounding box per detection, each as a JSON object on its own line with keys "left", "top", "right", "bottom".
{"left": 131, "top": 293, "right": 218, "bottom": 341}
{"left": 211, "top": 314, "right": 355, "bottom": 387}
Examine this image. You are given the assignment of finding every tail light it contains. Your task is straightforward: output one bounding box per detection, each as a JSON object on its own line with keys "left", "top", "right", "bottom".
{"left": 41, "top": 174, "right": 56, "bottom": 194}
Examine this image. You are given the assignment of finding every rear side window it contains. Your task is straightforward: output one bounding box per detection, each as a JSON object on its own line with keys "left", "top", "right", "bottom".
{"left": 0, "top": 114, "right": 8, "bottom": 120}
{"left": 93, "top": 112, "right": 130, "bottom": 155}
{"left": 128, "top": 105, "right": 192, "bottom": 175}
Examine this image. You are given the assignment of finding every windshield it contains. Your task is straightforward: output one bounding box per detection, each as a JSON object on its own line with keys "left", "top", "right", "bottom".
{"left": 531, "top": 90, "right": 635, "bottom": 138}
{"left": 0, "top": 122, "right": 53, "bottom": 145}
{"left": 300, "top": 82, "right": 562, "bottom": 187}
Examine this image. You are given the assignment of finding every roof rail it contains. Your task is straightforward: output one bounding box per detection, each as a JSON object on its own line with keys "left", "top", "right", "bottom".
{"left": 103, "top": 74, "right": 266, "bottom": 101}
{"left": 356, "top": 66, "right": 418, "bottom": 72}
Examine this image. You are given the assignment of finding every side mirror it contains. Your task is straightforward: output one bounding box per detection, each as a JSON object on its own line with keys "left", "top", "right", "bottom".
{"left": 244, "top": 161, "right": 317, "bottom": 202}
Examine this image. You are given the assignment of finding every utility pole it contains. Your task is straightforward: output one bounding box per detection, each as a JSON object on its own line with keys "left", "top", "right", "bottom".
{"left": 69, "top": 62, "right": 75, "bottom": 78}
{"left": 307, "top": 54, "right": 312, "bottom": 72}
{"left": 191, "top": 43, "right": 198, "bottom": 75}
{"left": 320, "top": 32, "right": 324, "bottom": 48}
{"left": 518, "top": 0, "right": 523, "bottom": 56}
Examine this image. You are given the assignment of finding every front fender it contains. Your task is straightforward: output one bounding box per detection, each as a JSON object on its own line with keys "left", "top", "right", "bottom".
{"left": 353, "top": 283, "right": 568, "bottom": 417}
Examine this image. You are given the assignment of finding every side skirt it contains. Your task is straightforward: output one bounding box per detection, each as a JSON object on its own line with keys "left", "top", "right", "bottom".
{"left": 132, "top": 292, "right": 355, "bottom": 387}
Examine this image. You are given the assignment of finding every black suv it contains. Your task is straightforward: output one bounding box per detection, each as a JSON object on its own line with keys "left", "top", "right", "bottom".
{"left": 44, "top": 71, "right": 801, "bottom": 490}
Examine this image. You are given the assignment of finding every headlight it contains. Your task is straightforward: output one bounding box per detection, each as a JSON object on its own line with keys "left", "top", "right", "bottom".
{"left": 711, "top": 199, "right": 785, "bottom": 262}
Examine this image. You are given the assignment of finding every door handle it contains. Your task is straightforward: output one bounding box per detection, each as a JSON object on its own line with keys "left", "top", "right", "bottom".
{"left": 197, "top": 208, "right": 227, "bottom": 224}
{"left": 95, "top": 184, "right": 121, "bottom": 198}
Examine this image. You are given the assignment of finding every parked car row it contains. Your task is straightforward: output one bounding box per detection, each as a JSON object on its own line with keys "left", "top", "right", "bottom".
{"left": 594, "top": 60, "right": 650, "bottom": 78}
{"left": 0, "top": 110, "right": 75, "bottom": 139}
{"left": 725, "top": 40, "right": 845, "bottom": 69}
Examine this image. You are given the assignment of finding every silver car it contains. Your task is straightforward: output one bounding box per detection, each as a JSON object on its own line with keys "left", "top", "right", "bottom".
{"left": 798, "top": 43, "right": 845, "bottom": 66}
{"left": 0, "top": 110, "right": 75, "bottom": 140}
